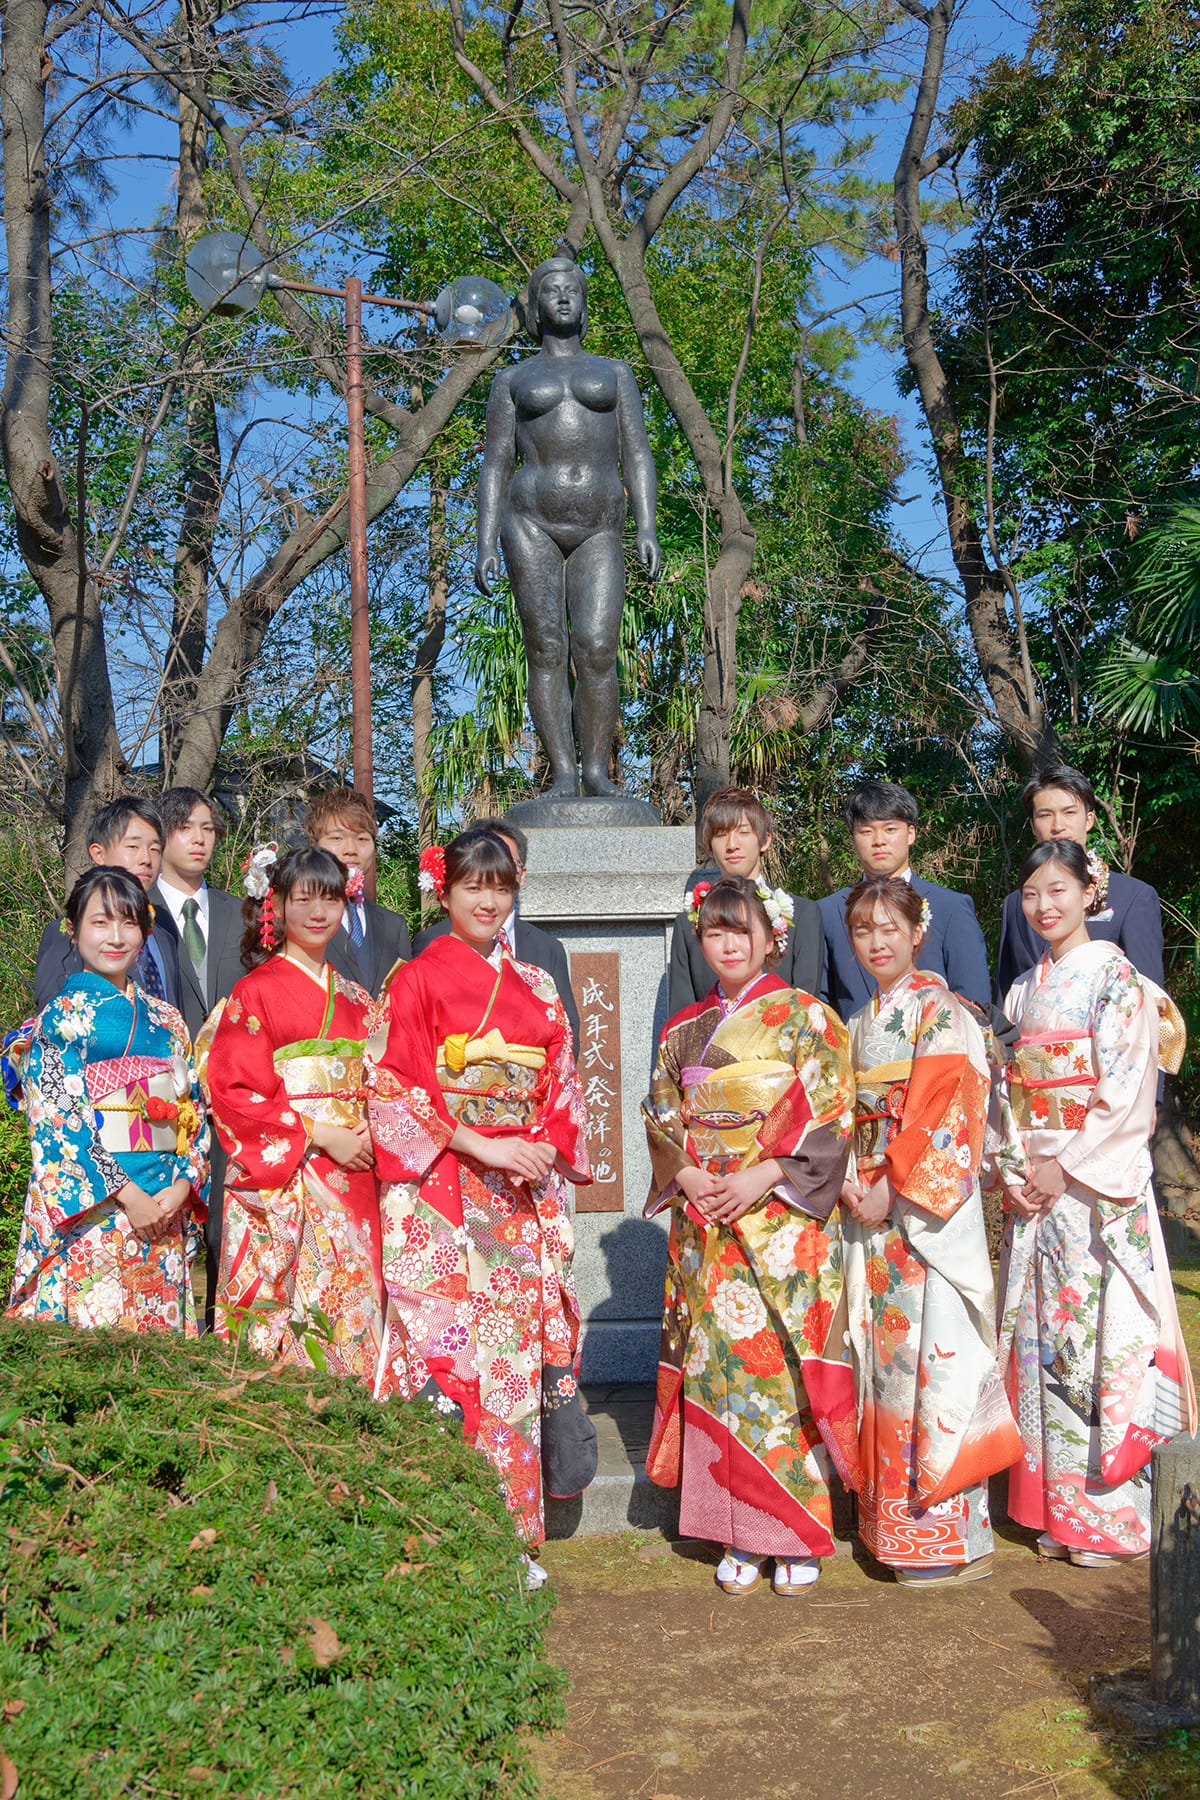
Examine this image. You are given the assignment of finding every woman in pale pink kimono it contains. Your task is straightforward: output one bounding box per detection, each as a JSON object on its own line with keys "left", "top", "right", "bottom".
{"left": 995, "top": 838, "right": 1196, "bottom": 1566}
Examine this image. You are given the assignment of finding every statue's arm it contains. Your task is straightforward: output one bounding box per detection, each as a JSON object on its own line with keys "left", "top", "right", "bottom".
{"left": 476, "top": 370, "right": 516, "bottom": 595}
{"left": 615, "top": 360, "right": 660, "bottom": 578}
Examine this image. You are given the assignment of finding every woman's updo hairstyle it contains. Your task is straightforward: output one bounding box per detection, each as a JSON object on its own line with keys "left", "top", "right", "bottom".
{"left": 441, "top": 829, "right": 519, "bottom": 902}
{"left": 66, "top": 866, "right": 153, "bottom": 943}
{"left": 240, "top": 845, "right": 348, "bottom": 971}
{"left": 844, "top": 874, "right": 925, "bottom": 936}
{"left": 1016, "top": 838, "right": 1103, "bottom": 915}
{"left": 695, "top": 876, "right": 780, "bottom": 963}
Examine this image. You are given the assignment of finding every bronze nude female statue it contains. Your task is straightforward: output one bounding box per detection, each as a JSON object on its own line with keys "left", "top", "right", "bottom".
{"left": 474, "top": 257, "right": 660, "bottom": 798}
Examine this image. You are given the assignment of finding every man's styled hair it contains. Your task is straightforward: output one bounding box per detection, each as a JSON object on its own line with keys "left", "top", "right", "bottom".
{"left": 86, "top": 796, "right": 164, "bottom": 852}
{"left": 1021, "top": 762, "right": 1096, "bottom": 819}
{"left": 304, "top": 786, "right": 377, "bottom": 843}
{"left": 699, "top": 786, "right": 773, "bottom": 856}
{"left": 844, "top": 780, "right": 919, "bottom": 831}
{"left": 462, "top": 816, "right": 529, "bottom": 867}
{"left": 159, "top": 786, "right": 224, "bottom": 840}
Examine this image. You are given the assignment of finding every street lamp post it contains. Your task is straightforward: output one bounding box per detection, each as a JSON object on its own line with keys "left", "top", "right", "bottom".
{"left": 183, "top": 232, "right": 510, "bottom": 893}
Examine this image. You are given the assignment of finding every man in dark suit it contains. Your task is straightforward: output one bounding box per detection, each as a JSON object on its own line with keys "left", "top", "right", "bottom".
{"left": 995, "top": 762, "right": 1164, "bottom": 998}
{"left": 305, "top": 787, "right": 412, "bottom": 999}
{"left": 413, "top": 819, "right": 581, "bottom": 1055}
{"left": 667, "top": 786, "right": 826, "bottom": 1015}
{"left": 153, "top": 786, "right": 245, "bottom": 1326}
{"left": 34, "top": 797, "right": 184, "bottom": 1013}
{"left": 819, "top": 779, "right": 992, "bottom": 1020}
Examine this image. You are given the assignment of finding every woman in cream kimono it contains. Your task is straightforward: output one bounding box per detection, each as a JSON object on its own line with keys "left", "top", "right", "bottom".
{"left": 995, "top": 838, "right": 1195, "bottom": 1565}
{"left": 642, "top": 875, "right": 859, "bottom": 1597}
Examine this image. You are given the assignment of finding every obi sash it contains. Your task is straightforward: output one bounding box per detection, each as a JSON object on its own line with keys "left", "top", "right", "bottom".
{"left": 852, "top": 1056, "right": 913, "bottom": 1176}
{"left": 275, "top": 1037, "right": 367, "bottom": 1129}
{"left": 436, "top": 1030, "right": 549, "bottom": 1132}
{"left": 679, "top": 1057, "right": 794, "bottom": 1174}
{"left": 1011, "top": 1032, "right": 1097, "bottom": 1132}
{"left": 87, "top": 1054, "right": 198, "bottom": 1156}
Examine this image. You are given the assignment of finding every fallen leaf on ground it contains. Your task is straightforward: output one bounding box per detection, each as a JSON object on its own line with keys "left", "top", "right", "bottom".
{"left": 190, "top": 1586, "right": 214, "bottom": 1598}
{"left": 305, "top": 1389, "right": 331, "bottom": 1414}
{"left": 0, "top": 1746, "right": 17, "bottom": 1798}
{"left": 305, "top": 1617, "right": 342, "bottom": 1666}
{"left": 212, "top": 1383, "right": 245, "bottom": 1400}
{"left": 262, "top": 1480, "right": 278, "bottom": 1514}
{"left": 187, "top": 1528, "right": 218, "bottom": 1550}
{"left": 328, "top": 1480, "right": 351, "bottom": 1502}
{"left": 0, "top": 1704, "right": 22, "bottom": 1721}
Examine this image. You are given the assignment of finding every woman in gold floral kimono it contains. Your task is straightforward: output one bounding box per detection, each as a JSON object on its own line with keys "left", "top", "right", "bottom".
{"left": 643, "top": 876, "right": 858, "bottom": 1597}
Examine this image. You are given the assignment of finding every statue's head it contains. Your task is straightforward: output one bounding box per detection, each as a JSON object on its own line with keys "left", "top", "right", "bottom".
{"left": 526, "top": 256, "right": 588, "bottom": 343}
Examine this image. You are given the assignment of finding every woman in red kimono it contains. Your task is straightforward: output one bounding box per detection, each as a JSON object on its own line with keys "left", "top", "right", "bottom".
{"left": 367, "top": 831, "right": 591, "bottom": 1586}
{"left": 201, "top": 845, "right": 387, "bottom": 1388}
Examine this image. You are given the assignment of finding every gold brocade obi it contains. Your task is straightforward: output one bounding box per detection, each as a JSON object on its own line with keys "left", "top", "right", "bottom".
{"left": 275, "top": 1037, "right": 367, "bottom": 1129}
{"left": 679, "top": 1057, "right": 792, "bottom": 1173}
{"left": 1011, "top": 1033, "right": 1097, "bottom": 1133}
{"left": 436, "top": 1028, "right": 547, "bottom": 1131}
{"left": 852, "top": 1057, "right": 912, "bottom": 1175}
{"left": 87, "top": 1055, "right": 199, "bottom": 1157}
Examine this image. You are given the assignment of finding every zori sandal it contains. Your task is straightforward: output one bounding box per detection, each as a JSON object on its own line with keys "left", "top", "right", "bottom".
{"left": 715, "top": 1550, "right": 764, "bottom": 1595}
{"left": 773, "top": 1557, "right": 820, "bottom": 1595}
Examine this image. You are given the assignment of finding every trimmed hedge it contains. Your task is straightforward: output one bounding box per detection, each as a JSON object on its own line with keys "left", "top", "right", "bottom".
{"left": 0, "top": 1323, "right": 561, "bottom": 1797}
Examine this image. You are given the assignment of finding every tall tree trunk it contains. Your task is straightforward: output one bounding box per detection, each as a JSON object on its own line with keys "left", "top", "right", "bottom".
{"left": 161, "top": 0, "right": 221, "bottom": 777}
{"left": 894, "top": 0, "right": 1059, "bottom": 770}
{"left": 412, "top": 469, "right": 449, "bottom": 852}
{"left": 0, "top": 0, "right": 126, "bottom": 885}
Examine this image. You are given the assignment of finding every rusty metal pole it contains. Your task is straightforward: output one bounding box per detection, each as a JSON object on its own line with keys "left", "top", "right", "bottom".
{"left": 344, "top": 276, "right": 376, "bottom": 899}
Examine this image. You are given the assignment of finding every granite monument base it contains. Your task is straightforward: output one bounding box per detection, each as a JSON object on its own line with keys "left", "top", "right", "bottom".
{"left": 520, "top": 817, "right": 695, "bottom": 1382}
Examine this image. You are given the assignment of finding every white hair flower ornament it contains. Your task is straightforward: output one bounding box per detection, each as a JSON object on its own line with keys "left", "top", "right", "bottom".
{"left": 920, "top": 897, "right": 932, "bottom": 931}
{"left": 241, "top": 841, "right": 279, "bottom": 900}
{"left": 756, "top": 882, "right": 794, "bottom": 955}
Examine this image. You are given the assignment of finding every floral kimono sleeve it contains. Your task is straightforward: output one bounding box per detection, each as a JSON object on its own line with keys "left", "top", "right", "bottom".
{"left": 206, "top": 994, "right": 311, "bottom": 1193}
{"left": 884, "top": 991, "right": 990, "bottom": 1220}
{"left": 526, "top": 976, "right": 591, "bottom": 1184}
{"left": 641, "top": 1022, "right": 693, "bottom": 1208}
{"left": 366, "top": 966, "right": 455, "bottom": 1185}
{"left": 982, "top": 1030, "right": 1028, "bottom": 1195}
{"left": 1058, "top": 960, "right": 1157, "bottom": 1201}
{"left": 772, "top": 998, "right": 855, "bottom": 1219}
{"left": 25, "top": 1004, "right": 129, "bottom": 1226}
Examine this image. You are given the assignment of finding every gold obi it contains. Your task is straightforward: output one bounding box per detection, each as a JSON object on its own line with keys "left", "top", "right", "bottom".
{"left": 436, "top": 1028, "right": 547, "bottom": 1131}
{"left": 852, "top": 1057, "right": 912, "bottom": 1175}
{"left": 1011, "top": 1034, "right": 1097, "bottom": 1132}
{"left": 680, "top": 1057, "right": 792, "bottom": 1173}
{"left": 89, "top": 1058, "right": 198, "bottom": 1158}
{"left": 275, "top": 1037, "right": 366, "bottom": 1129}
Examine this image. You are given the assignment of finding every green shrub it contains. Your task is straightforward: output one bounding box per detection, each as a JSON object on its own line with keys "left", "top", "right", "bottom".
{"left": 0, "top": 1323, "right": 562, "bottom": 1797}
{"left": 0, "top": 1105, "right": 29, "bottom": 1301}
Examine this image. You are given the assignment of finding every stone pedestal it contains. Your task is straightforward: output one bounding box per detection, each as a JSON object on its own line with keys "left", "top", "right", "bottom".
{"left": 521, "top": 821, "right": 695, "bottom": 1382}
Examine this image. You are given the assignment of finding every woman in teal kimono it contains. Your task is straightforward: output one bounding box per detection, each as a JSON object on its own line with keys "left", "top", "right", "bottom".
{"left": 6, "top": 867, "right": 208, "bottom": 1332}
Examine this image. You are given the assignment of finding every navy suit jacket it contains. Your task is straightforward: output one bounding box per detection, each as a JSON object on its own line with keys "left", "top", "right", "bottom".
{"left": 324, "top": 899, "right": 413, "bottom": 1000}
{"left": 34, "top": 913, "right": 183, "bottom": 1016}
{"left": 667, "top": 881, "right": 827, "bottom": 1017}
{"left": 995, "top": 870, "right": 1164, "bottom": 1001}
{"left": 819, "top": 873, "right": 992, "bottom": 1022}
{"left": 413, "top": 913, "right": 580, "bottom": 1056}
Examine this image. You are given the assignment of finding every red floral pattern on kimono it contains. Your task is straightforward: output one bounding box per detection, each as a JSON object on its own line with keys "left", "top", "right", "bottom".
{"left": 200, "top": 956, "right": 388, "bottom": 1389}
{"left": 367, "top": 934, "right": 590, "bottom": 1546}
{"left": 641, "top": 974, "right": 859, "bottom": 1560}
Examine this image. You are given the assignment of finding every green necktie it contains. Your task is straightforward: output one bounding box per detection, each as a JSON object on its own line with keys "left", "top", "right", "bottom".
{"left": 181, "top": 896, "right": 206, "bottom": 970}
